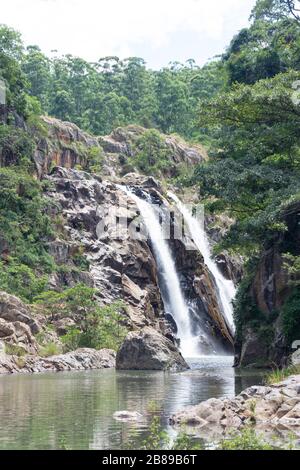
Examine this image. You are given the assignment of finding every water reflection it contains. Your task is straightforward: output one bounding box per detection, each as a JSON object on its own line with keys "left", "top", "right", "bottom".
{"left": 0, "top": 356, "right": 265, "bottom": 450}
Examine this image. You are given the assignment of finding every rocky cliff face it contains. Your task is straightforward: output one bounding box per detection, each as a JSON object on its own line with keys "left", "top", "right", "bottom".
{"left": 36, "top": 118, "right": 233, "bottom": 349}
{"left": 0, "top": 116, "right": 235, "bottom": 371}
{"left": 235, "top": 202, "right": 300, "bottom": 368}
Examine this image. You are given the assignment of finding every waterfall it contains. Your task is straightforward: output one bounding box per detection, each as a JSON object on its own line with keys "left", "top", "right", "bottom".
{"left": 168, "top": 192, "right": 236, "bottom": 334}
{"left": 118, "top": 186, "right": 199, "bottom": 357}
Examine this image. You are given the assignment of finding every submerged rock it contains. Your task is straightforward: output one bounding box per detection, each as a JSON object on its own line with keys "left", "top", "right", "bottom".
{"left": 116, "top": 327, "right": 189, "bottom": 371}
{"left": 113, "top": 411, "right": 143, "bottom": 422}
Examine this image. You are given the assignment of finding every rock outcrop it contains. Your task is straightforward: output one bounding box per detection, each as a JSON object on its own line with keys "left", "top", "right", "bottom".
{"left": 35, "top": 118, "right": 207, "bottom": 180}
{"left": 99, "top": 125, "right": 208, "bottom": 178}
{"left": 34, "top": 116, "right": 99, "bottom": 178}
{"left": 0, "top": 292, "right": 40, "bottom": 354}
{"left": 170, "top": 374, "right": 300, "bottom": 441}
{"left": 0, "top": 348, "right": 116, "bottom": 375}
{"left": 116, "top": 327, "right": 189, "bottom": 371}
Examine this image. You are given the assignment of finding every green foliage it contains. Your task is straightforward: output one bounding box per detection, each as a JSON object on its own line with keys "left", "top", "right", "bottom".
{"left": 140, "top": 417, "right": 170, "bottom": 451}
{"left": 127, "top": 417, "right": 202, "bottom": 451}
{"left": 219, "top": 428, "right": 274, "bottom": 450}
{"left": 85, "top": 146, "right": 104, "bottom": 174}
{"left": 191, "top": 0, "right": 300, "bottom": 271}
{"left": 39, "top": 342, "right": 61, "bottom": 358}
{"left": 281, "top": 288, "right": 300, "bottom": 342}
{"left": 1, "top": 23, "right": 228, "bottom": 139}
{"left": 0, "top": 262, "right": 48, "bottom": 303}
{"left": 0, "top": 24, "right": 28, "bottom": 116}
{"left": 0, "top": 125, "right": 35, "bottom": 169}
{"left": 78, "top": 301, "right": 128, "bottom": 351}
{"left": 131, "top": 129, "right": 171, "bottom": 175}
{"left": 33, "top": 284, "right": 96, "bottom": 317}
{"left": 283, "top": 253, "right": 300, "bottom": 285}
{"left": 34, "top": 285, "right": 128, "bottom": 352}
{"left": 4, "top": 343, "right": 26, "bottom": 357}
{"left": 194, "top": 69, "right": 300, "bottom": 254}
{"left": 125, "top": 417, "right": 290, "bottom": 450}
{"left": 61, "top": 327, "right": 81, "bottom": 352}
{"left": 0, "top": 167, "right": 56, "bottom": 301}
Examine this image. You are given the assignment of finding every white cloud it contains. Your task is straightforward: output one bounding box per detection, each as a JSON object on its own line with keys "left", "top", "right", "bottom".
{"left": 0, "top": 0, "right": 256, "bottom": 67}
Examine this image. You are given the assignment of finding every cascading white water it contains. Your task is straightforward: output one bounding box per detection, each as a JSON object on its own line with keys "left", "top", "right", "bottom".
{"left": 118, "top": 186, "right": 199, "bottom": 357}
{"left": 168, "top": 192, "right": 236, "bottom": 334}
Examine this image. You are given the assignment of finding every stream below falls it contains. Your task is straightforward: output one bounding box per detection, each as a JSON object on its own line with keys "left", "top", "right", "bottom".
{"left": 0, "top": 356, "right": 266, "bottom": 450}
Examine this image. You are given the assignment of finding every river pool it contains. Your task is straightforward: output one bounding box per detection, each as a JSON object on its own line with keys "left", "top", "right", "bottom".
{"left": 0, "top": 356, "right": 265, "bottom": 450}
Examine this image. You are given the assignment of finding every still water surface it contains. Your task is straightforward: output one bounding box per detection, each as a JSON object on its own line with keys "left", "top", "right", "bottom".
{"left": 0, "top": 356, "right": 265, "bottom": 449}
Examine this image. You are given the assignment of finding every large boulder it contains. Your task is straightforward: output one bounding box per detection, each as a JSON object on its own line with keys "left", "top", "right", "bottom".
{"left": 116, "top": 327, "right": 189, "bottom": 371}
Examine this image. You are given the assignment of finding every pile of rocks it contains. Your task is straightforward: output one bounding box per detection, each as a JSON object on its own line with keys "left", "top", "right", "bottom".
{"left": 170, "top": 375, "right": 300, "bottom": 439}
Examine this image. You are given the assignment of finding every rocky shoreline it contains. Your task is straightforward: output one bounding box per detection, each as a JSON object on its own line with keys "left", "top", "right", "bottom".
{"left": 170, "top": 374, "right": 300, "bottom": 442}
{"left": 0, "top": 348, "right": 116, "bottom": 375}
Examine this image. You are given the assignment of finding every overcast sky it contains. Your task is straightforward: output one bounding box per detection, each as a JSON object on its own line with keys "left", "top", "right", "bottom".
{"left": 1, "top": 0, "right": 257, "bottom": 69}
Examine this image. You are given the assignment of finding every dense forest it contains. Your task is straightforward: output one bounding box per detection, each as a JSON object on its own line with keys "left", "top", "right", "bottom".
{"left": 1, "top": 0, "right": 300, "bottom": 351}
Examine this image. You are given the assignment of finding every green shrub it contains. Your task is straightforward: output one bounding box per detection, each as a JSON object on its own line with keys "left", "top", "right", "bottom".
{"left": 33, "top": 284, "right": 96, "bottom": 318}
{"left": 124, "top": 418, "right": 296, "bottom": 450}
{"left": 281, "top": 288, "right": 300, "bottom": 343}
{"left": 219, "top": 428, "right": 274, "bottom": 450}
{"left": 0, "top": 167, "right": 57, "bottom": 301}
{"left": 78, "top": 301, "right": 128, "bottom": 351}
{"left": 61, "top": 300, "right": 128, "bottom": 352}
{"left": 4, "top": 343, "right": 26, "bottom": 357}
{"left": 0, "top": 125, "right": 35, "bottom": 169}
{"left": 61, "top": 327, "right": 81, "bottom": 352}
{"left": 130, "top": 129, "right": 171, "bottom": 175}
{"left": 0, "top": 262, "right": 48, "bottom": 303}
{"left": 39, "top": 342, "right": 61, "bottom": 358}
{"left": 34, "top": 285, "right": 128, "bottom": 352}
{"left": 85, "top": 146, "right": 104, "bottom": 174}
